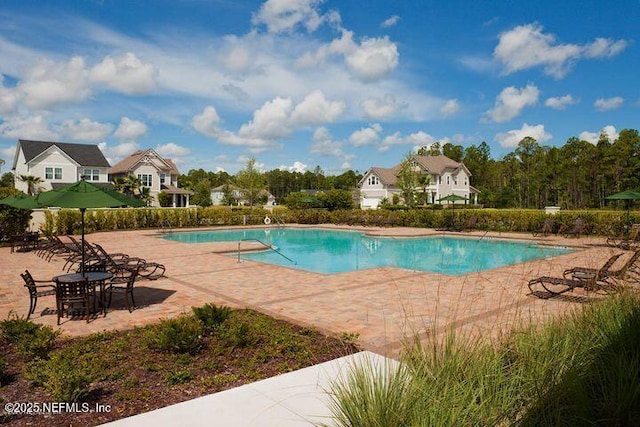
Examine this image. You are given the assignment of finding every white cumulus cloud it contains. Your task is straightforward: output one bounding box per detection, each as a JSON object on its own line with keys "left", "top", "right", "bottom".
{"left": 0, "top": 115, "right": 58, "bottom": 140}
{"left": 579, "top": 125, "right": 619, "bottom": 144}
{"left": 440, "top": 99, "right": 460, "bottom": 117}
{"left": 290, "top": 90, "right": 346, "bottom": 126}
{"left": 349, "top": 123, "right": 382, "bottom": 147}
{"left": 494, "top": 23, "right": 627, "bottom": 78}
{"left": 381, "top": 15, "right": 400, "bottom": 28}
{"left": 594, "top": 96, "right": 624, "bottom": 111}
{"left": 156, "top": 142, "right": 191, "bottom": 157}
{"left": 279, "top": 161, "right": 308, "bottom": 173}
{"left": 380, "top": 130, "right": 436, "bottom": 152}
{"left": 544, "top": 94, "right": 577, "bottom": 110}
{"left": 296, "top": 30, "right": 399, "bottom": 81}
{"left": 495, "top": 123, "right": 552, "bottom": 148}
{"left": 191, "top": 106, "right": 222, "bottom": 138}
{"left": 361, "top": 94, "right": 406, "bottom": 119}
{"left": 252, "top": 0, "right": 325, "bottom": 33}
{"left": 90, "top": 52, "right": 157, "bottom": 95}
{"left": 114, "top": 117, "right": 147, "bottom": 141}
{"left": 485, "top": 83, "right": 539, "bottom": 123}
{"left": 310, "top": 126, "right": 344, "bottom": 157}
{"left": 58, "top": 118, "right": 114, "bottom": 142}
{"left": 18, "top": 56, "right": 91, "bottom": 109}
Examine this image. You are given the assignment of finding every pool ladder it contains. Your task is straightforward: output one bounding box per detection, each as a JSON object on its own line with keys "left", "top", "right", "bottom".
{"left": 237, "top": 239, "right": 297, "bottom": 265}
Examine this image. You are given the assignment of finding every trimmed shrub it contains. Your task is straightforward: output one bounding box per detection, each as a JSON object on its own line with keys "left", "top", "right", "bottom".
{"left": 145, "top": 316, "right": 204, "bottom": 355}
{"left": 192, "top": 303, "right": 231, "bottom": 334}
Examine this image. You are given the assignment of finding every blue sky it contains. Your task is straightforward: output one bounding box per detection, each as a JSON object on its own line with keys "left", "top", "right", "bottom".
{"left": 0, "top": 0, "right": 637, "bottom": 175}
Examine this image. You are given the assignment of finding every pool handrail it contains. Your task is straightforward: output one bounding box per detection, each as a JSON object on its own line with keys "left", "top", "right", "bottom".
{"left": 237, "top": 239, "right": 297, "bottom": 265}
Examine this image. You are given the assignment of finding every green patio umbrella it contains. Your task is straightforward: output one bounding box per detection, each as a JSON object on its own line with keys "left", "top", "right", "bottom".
{"left": 0, "top": 191, "right": 41, "bottom": 210}
{"left": 605, "top": 190, "right": 640, "bottom": 236}
{"left": 14, "top": 180, "right": 145, "bottom": 274}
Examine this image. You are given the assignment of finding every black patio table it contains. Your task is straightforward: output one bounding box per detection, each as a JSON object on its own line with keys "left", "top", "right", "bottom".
{"left": 53, "top": 272, "right": 113, "bottom": 315}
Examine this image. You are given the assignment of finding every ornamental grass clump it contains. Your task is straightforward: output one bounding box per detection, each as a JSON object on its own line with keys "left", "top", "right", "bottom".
{"left": 328, "top": 291, "right": 640, "bottom": 426}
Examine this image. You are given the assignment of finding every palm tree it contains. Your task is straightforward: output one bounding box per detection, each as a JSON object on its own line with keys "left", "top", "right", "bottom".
{"left": 112, "top": 175, "right": 140, "bottom": 197}
{"left": 18, "top": 175, "right": 44, "bottom": 195}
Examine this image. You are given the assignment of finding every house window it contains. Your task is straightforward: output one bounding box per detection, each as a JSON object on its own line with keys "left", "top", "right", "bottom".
{"left": 138, "top": 174, "right": 153, "bottom": 187}
{"left": 367, "top": 175, "right": 380, "bottom": 186}
{"left": 160, "top": 173, "right": 166, "bottom": 185}
{"left": 438, "top": 176, "right": 441, "bottom": 184}
{"left": 464, "top": 178, "right": 468, "bottom": 186}
{"left": 83, "top": 169, "right": 100, "bottom": 181}
{"left": 454, "top": 177, "right": 458, "bottom": 185}
{"left": 45, "top": 167, "right": 62, "bottom": 180}
{"left": 446, "top": 176, "right": 450, "bottom": 185}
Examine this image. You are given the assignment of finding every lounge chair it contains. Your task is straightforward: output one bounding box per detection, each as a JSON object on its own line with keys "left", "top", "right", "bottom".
{"left": 528, "top": 253, "right": 623, "bottom": 298}
{"left": 563, "top": 249, "right": 640, "bottom": 285}
{"left": 20, "top": 270, "right": 56, "bottom": 319}
{"left": 532, "top": 217, "right": 554, "bottom": 237}
{"left": 93, "top": 243, "right": 165, "bottom": 281}
{"left": 560, "top": 217, "right": 586, "bottom": 238}
{"left": 607, "top": 224, "right": 640, "bottom": 250}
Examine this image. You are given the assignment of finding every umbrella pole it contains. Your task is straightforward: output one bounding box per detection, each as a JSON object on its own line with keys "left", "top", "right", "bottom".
{"left": 81, "top": 208, "right": 86, "bottom": 276}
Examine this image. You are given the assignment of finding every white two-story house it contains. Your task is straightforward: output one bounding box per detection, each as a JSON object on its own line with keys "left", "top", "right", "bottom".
{"left": 12, "top": 139, "right": 111, "bottom": 193}
{"left": 358, "top": 155, "right": 479, "bottom": 209}
{"left": 108, "top": 148, "right": 192, "bottom": 207}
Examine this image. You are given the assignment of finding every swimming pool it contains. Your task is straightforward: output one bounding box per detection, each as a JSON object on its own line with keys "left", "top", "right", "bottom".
{"left": 162, "top": 228, "right": 573, "bottom": 275}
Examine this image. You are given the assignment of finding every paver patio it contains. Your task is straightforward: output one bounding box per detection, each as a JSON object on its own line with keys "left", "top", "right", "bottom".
{"left": 0, "top": 224, "right": 625, "bottom": 357}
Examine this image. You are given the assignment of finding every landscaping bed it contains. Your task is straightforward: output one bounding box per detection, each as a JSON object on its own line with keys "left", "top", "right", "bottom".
{"left": 0, "top": 306, "right": 359, "bottom": 426}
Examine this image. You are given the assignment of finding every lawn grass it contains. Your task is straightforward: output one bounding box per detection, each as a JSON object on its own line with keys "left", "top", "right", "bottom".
{"left": 327, "top": 290, "right": 640, "bottom": 426}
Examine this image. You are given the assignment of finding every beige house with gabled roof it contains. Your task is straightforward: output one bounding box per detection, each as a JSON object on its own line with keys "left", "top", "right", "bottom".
{"left": 108, "top": 149, "right": 192, "bottom": 207}
{"left": 358, "top": 155, "right": 479, "bottom": 209}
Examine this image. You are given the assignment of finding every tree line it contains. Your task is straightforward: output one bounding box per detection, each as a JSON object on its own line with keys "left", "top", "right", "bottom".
{"left": 178, "top": 128, "right": 639, "bottom": 210}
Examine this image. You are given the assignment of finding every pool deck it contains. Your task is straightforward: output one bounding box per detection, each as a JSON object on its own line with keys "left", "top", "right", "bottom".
{"left": 0, "top": 224, "right": 627, "bottom": 356}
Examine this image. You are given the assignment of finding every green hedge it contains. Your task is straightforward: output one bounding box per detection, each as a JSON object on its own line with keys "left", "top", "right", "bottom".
{"left": 41, "top": 206, "right": 638, "bottom": 237}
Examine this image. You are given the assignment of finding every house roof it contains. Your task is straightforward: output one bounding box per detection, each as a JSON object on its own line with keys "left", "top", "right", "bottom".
{"left": 367, "top": 167, "right": 399, "bottom": 185}
{"left": 413, "top": 155, "right": 470, "bottom": 176}
{"left": 16, "top": 139, "right": 110, "bottom": 168}
{"left": 161, "top": 184, "right": 194, "bottom": 195}
{"left": 109, "top": 149, "right": 179, "bottom": 175}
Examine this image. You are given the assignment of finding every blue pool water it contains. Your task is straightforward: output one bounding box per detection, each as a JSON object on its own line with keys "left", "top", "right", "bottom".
{"left": 162, "top": 228, "right": 572, "bottom": 275}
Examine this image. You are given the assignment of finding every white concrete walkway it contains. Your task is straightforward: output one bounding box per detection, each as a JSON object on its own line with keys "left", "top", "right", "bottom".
{"left": 101, "top": 351, "right": 394, "bottom": 427}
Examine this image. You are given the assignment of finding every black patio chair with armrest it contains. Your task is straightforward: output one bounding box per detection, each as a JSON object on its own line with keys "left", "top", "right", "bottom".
{"left": 106, "top": 267, "right": 140, "bottom": 313}
{"left": 54, "top": 277, "right": 93, "bottom": 324}
{"left": 528, "top": 253, "right": 623, "bottom": 298}
{"left": 20, "top": 270, "right": 56, "bottom": 319}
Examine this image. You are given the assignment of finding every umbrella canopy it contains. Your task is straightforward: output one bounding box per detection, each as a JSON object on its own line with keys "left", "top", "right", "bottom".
{"left": 605, "top": 190, "right": 640, "bottom": 201}
{"left": 0, "top": 192, "right": 40, "bottom": 210}
{"left": 16, "top": 181, "right": 145, "bottom": 274}
{"left": 437, "top": 194, "right": 467, "bottom": 203}
{"left": 605, "top": 190, "right": 640, "bottom": 237}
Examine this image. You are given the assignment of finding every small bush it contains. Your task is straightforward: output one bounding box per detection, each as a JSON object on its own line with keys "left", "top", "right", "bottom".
{"left": 14, "top": 325, "right": 60, "bottom": 359}
{"left": 164, "top": 368, "right": 193, "bottom": 385}
{"left": 192, "top": 303, "right": 231, "bottom": 334}
{"left": 23, "top": 351, "right": 94, "bottom": 402}
{"left": 1, "top": 315, "right": 59, "bottom": 359}
{"left": 145, "top": 316, "right": 204, "bottom": 355}
{"left": 224, "top": 322, "right": 256, "bottom": 348}
{"left": 0, "top": 314, "right": 40, "bottom": 343}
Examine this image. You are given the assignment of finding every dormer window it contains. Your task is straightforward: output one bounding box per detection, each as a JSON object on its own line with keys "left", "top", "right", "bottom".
{"left": 160, "top": 173, "right": 166, "bottom": 185}
{"left": 368, "top": 175, "right": 380, "bottom": 186}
